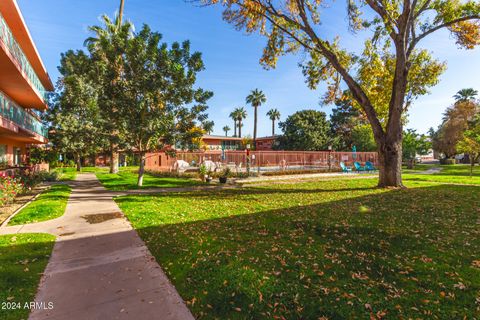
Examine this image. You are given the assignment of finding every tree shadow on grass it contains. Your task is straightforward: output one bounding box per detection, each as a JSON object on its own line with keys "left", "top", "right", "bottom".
{"left": 120, "top": 183, "right": 480, "bottom": 319}
{"left": 0, "top": 234, "right": 55, "bottom": 320}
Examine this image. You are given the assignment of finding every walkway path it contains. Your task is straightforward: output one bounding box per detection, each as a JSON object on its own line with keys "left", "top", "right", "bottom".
{"left": 1, "top": 173, "right": 193, "bottom": 320}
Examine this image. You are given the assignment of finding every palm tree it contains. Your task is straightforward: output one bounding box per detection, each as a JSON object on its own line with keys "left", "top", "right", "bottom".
{"left": 84, "top": 8, "right": 133, "bottom": 174}
{"left": 223, "top": 125, "right": 231, "bottom": 136}
{"left": 266, "top": 108, "right": 280, "bottom": 136}
{"left": 229, "top": 111, "right": 238, "bottom": 137}
{"left": 454, "top": 88, "right": 478, "bottom": 102}
{"left": 246, "top": 89, "right": 266, "bottom": 146}
{"left": 234, "top": 107, "right": 247, "bottom": 138}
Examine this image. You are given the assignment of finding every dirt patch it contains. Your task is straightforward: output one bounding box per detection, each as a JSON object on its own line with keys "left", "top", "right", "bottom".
{"left": 82, "top": 212, "right": 123, "bottom": 224}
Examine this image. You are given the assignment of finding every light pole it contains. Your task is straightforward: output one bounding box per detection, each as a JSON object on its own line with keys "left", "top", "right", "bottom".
{"left": 328, "top": 145, "right": 333, "bottom": 172}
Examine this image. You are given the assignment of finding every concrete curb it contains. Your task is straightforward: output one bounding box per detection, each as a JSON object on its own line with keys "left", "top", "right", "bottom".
{"left": 0, "top": 184, "right": 50, "bottom": 228}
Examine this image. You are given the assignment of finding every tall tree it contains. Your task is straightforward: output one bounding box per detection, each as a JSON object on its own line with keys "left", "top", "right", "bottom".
{"left": 85, "top": 14, "right": 133, "bottom": 174}
{"left": 118, "top": 0, "right": 125, "bottom": 28}
{"left": 432, "top": 100, "right": 479, "bottom": 158}
{"left": 121, "top": 26, "right": 212, "bottom": 186}
{"left": 246, "top": 89, "right": 266, "bottom": 146}
{"left": 202, "top": 120, "right": 215, "bottom": 135}
{"left": 402, "top": 129, "right": 431, "bottom": 168}
{"left": 277, "top": 110, "right": 331, "bottom": 151}
{"left": 223, "top": 125, "right": 231, "bottom": 136}
{"left": 454, "top": 88, "right": 478, "bottom": 102}
{"left": 457, "top": 114, "right": 480, "bottom": 176}
{"left": 266, "top": 108, "right": 280, "bottom": 136}
{"left": 229, "top": 111, "right": 238, "bottom": 137}
{"left": 48, "top": 50, "right": 106, "bottom": 172}
{"left": 117, "top": 25, "right": 213, "bottom": 186}
{"left": 234, "top": 107, "right": 247, "bottom": 138}
{"left": 203, "top": 0, "right": 480, "bottom": 187}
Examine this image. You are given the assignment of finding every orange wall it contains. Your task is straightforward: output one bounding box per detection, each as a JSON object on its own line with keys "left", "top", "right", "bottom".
{"left": 0, "top": 136, "right": 27, "bottom": 165}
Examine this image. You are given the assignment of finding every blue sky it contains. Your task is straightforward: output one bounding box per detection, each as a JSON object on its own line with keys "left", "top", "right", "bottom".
{"left": 18, "top": 0, "right": 480, "bottom": 137}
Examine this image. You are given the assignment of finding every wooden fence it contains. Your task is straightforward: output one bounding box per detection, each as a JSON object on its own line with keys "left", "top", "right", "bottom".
{"left": 145, "top": 150, "right": 378, "bottom": 172}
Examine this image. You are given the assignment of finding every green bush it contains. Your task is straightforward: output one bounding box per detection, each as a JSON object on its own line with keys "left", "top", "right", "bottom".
{"left": 440, "top": 158, "right": 456, "bottom": 165}
{"left": 261, "top": 168, "right": 342, "bottom": 176}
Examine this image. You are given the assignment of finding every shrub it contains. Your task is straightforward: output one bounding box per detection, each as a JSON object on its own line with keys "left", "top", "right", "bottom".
{"left": 440, "top": 158, "right": 456, "bottom": 165}
{"left": 37, "top": 170, "right": 59, "bottom": 182}
{"left": 0, "top": 176, "right": 23, "bottom": 206}
{"left": 16, "top": 170, "right": 42, "bottom": 191}
{"left": 261, "top": 168, "right": 342, "bottom": 176}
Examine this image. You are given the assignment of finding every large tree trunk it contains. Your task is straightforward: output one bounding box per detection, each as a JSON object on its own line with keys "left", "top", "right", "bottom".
{"left": 377, "top": 137, "right": 403, "bottom": 188}
{"left": 238, "top": 120, "right": 242, "bottom": 138}
{"left": 272, "top": 120, "right": 275, "bottom": 136}
{"left": 233, "top": 120, "right": 237, "bottom": 137}
{"left": 137, "top": 152, "right": 145, "bottom": 187}
{"left": 110, "top": 145, "right": 119, "bottom": 174}
{"left": 75, "top": 153, "right": 81, "bottom": 172}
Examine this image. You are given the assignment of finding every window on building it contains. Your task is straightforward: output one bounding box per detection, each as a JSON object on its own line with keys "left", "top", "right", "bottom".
{"left": 0, "top": 145, "right": 6, "bottom": 165}
{"left": 13, "top": 147, "right": 21, "bottom": 165}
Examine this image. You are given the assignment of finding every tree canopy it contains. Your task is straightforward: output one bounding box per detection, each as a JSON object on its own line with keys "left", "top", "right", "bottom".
{"left": 202, "top": 0, "right": 480, "bottom": 187}
{"left": 276, "top": 110, "right": 331, "bottom": 151}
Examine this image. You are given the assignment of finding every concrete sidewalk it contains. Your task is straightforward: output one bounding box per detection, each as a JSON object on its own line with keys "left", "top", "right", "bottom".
{"left": 2, "top": 173, "right": 193, "bottom": 320}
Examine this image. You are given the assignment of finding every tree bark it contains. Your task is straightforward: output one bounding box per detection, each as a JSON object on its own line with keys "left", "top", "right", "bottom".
{"left": 470, "top": 157, "right": 474, "bottom": 177}
{"left": 253, "top": 106, "right": 258, "bottom": 148}
{"left": 110, "top": 147, "right": 119, "bottom": 174}
{"left": 233, "top": 120, "right": 237, "bottom": 137}
{"left": 272, "top": 120, "right": 275, "bottom": 136}
{"left": 377, "top": 136, "right": 404, "bottom": 188}
{"left": 238, "top": 119, "right": 242, "bottom": 138}
{"left": 138, "top": 152, "right": 145, "bottom": 187}
{"left": 75, "top": 153, "right": 81, "bottom": 172}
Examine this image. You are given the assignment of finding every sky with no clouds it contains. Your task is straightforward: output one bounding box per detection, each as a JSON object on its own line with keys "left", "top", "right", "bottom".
{"left": 17, "top": 0, "right": 480, "bottom": 137}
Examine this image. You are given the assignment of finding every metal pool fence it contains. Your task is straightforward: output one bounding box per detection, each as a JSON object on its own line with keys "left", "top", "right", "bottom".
{"left": 145, "top": 150, "right": 378, "bottom": 173}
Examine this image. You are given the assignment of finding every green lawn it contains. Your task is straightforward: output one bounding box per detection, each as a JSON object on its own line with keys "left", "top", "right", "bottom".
{"left": 116, "top": 177, "right": 480, "bottom": 319}
{"left": 8, "top": 185, "right": 71, "bottom": 226}
{"left": 96, "top": 168, "right": 202, "bottom": 191}
{"left": 52, "top": 167, "right": 77, "bottom": 181}
{"left": 403, "top": 164, "right": 480, "bottom": 185}
{"left": 0, "top": 233, "right": 55, "bottom": 320}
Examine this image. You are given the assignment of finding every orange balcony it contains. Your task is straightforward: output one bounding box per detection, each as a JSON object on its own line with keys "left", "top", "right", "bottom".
{"left": 0, "top": 90, "right": 48, "bottom": 144}
{"left": 0, "top": 1, "right": 53, "bottom": 111}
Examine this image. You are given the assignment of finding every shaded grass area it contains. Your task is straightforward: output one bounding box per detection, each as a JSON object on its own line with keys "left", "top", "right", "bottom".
{"left": 117, "top": 178, "right": 480, "bottom": 319}
{"left": 0, "top": 234, "right": 55, "bottom": 320}
{"left": 8, "top": 185, "right": 71, "bottom": 226}
{"left": 96, "top": 168, "right": 202, "bottom": 191}
{"left": 403, "top": 164, "right": 480, "bottom": 185}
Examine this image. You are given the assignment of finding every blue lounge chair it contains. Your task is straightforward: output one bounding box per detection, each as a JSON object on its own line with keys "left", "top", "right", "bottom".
{"left": 340, "top": 162, "right": 352, "bottom": 173}
{"left": 354, "top": 162, "right": 366, "bottom": 172}
{"left": 365, "top": 161, "right": 377, "bottom": 172}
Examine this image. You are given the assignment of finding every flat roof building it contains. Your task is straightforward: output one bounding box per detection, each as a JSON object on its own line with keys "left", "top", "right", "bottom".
{"left": 0, "top": 0, "right": 52, "bottom": 166}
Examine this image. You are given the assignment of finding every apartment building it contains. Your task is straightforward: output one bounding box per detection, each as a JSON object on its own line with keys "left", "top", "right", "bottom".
{"left": 0, "top": 0, "right": 52, "bottom": 166}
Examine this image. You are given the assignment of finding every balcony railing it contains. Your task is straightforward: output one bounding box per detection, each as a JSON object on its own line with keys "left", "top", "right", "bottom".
{"left": 0, "top": 13, "right": 48, "bottom": 102}
{"left": 0, "top": 91, "right": 48, "bottom": 138}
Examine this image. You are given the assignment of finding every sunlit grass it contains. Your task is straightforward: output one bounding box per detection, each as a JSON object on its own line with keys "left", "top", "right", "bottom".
{"left": 8, "top": 185, "right": 71, "bottom": 226}
{"left": 117, "top": 178, "right": 480, "bottom": 319}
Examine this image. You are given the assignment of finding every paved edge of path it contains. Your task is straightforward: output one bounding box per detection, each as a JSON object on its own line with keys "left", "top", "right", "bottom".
{"left": 24, "top": 173, "right": 194, "bottom": 320}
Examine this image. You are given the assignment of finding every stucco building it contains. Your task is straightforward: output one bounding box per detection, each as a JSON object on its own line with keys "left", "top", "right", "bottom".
{"left": 0, "top": 0, "right": 52, "bottom": 166}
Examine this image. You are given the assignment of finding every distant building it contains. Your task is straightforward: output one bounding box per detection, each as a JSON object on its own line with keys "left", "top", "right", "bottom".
{"left": 201, "top": 135, "right": 280, "bottom": 151}
{"left": 0, "top": 0, "right": 53, "bottom": 166}
{"left": 201, "top": 135, "right": 242, "bottom": 151}
{"left": 255, "top": 135, "right": 280, "bottom": 151}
